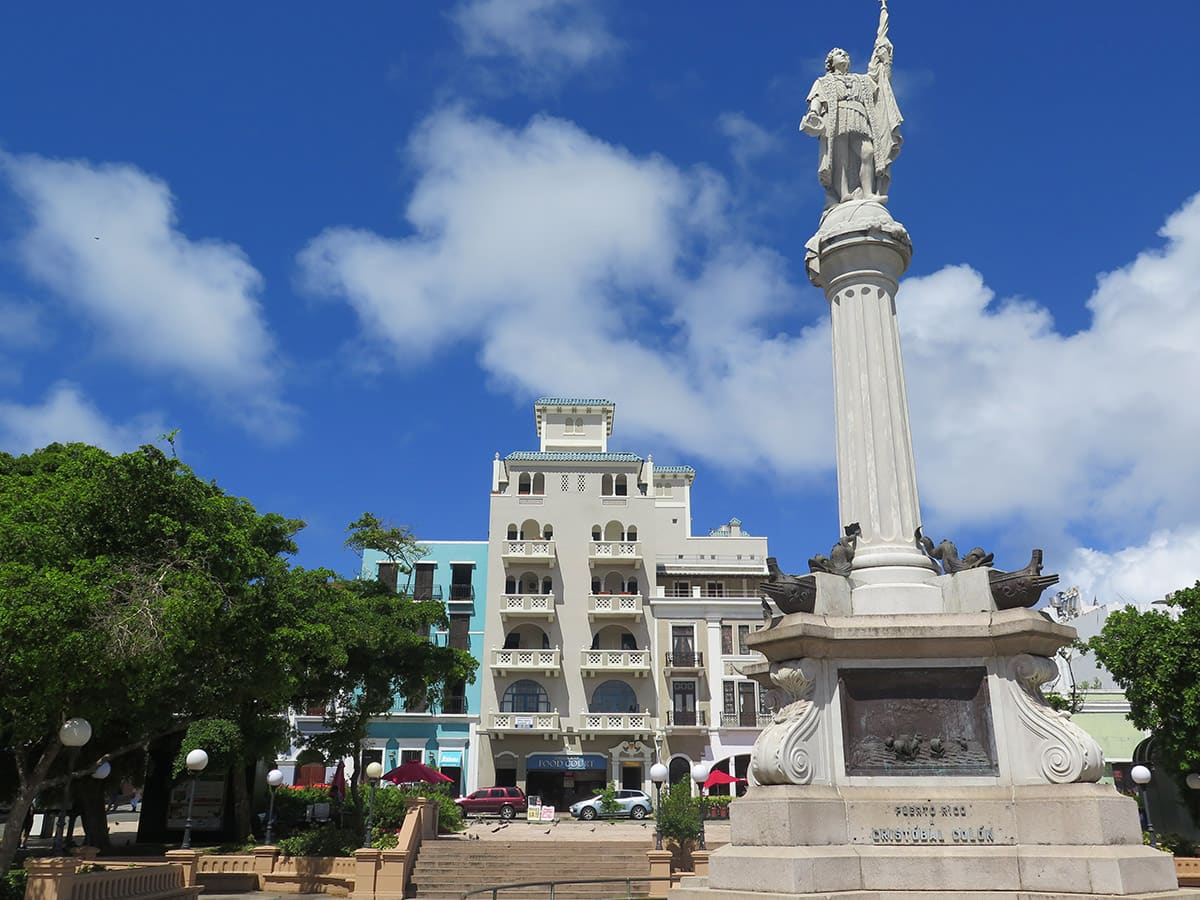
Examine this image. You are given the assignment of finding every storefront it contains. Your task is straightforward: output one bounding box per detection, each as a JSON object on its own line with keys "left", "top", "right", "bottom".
{"left": 524, "top": 753, "right": 608, "bottom": 809}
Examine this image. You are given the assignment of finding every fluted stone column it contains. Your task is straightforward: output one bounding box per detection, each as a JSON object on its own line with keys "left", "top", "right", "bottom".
{"left": 807, "top": 200, "right": 941, "bottom": 611}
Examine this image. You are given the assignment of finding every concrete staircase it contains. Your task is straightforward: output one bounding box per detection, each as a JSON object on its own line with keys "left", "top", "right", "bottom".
{"left": 408, "top": 839, "right": 655, "bottom": 900}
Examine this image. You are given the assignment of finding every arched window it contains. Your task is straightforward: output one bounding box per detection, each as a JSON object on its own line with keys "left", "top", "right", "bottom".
{"left": 591, "top": 577, "right": 602, "bottom": 594}
{"left": 501, "top": 680, "right": 550, "bottom": 713}
{"left": 532, "top": 473, "right": 545, "bottom": 495}
{"left": 626, "top": 577, "right": 638, "bottom": 594}
{"left": 520, "top": 573, "right": 539, "bottom": 593}
{"left": 541, "top": 576, "right": 553, "bottom": 595}
{"left": 590, "top": 680, "right": 639, "bottom": 713}
{"left": 505, "top": 575, "right": 516, "bottom": 593}
{"left": 626, "top": 525, "right": 638, "bottom": 542}
{"left": 601, "top": 474, "right": 614, "bottom": 496}
{"left": 591, "top": 525, "right": 602, "bottom": 541}
{"left": 668, "top": 756, "right": 691, "bottom": 785}
{"left": 604, "top": 521, "right": 624, "bottom": 541}
{"left": 520, "top": 519, "right": 540, "bottom": 540}
{"left": 614, "top": 474, "right": 628, "bottom": 497}
{"left": 575, "top": 417, "right": 584, "bottom": 432}
{"left": 518, "top": 473, "right": 532, "bottom": 495}
{"left": 542, "top": 524, "right": 554, "bottom": 540}
{"left": 507, "top": 524, "right": 518, "bottom": 541}
{"left": 603, "top": 572, "right": 624, "bottom": 593}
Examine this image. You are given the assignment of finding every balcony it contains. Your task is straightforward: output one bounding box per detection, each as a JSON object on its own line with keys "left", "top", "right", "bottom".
{"left": 447, "top": 584, "right": 475, "bottom": 610}
{"left": 664, "top": 651, "right": 704, "bottom": 674}
{"left": 488, "top": 710, "right": 561, "bottom": 739}
{"left": 440, "top": 696, "right": 469, "bottom": 715}
{"left": 666, "top": 709, "right": 708, "bottom": 730}
{"left": 402, "top": 586, "right": 443, "bottom": 602}
{"left": 490, "top": 647, "right": 562, "bottom": 676}
{"left": 587, "top": 593, "right": 643, "bottom": 621}
{"left": 721, "top": 711, "right": 773, "bottom": 728}
{"left": 588, "top": 541, "right": 642, "bottom": 567}
{"left": 502, "top": 540, "right": 556, "bottom": 566}
{"left": 577, "top": 711, "right": 657, "bottom": 738}
{"left": 579, "top": 648, "right": 651, "bottom": 677}
{"left": 499, "top": 593, "right": 556, "bottom": 622}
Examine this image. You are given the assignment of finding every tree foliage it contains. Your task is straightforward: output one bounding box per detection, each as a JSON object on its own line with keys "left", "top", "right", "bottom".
{"left": 1089, "top": 582, "right": 1200, "bottom": 786}
{"left": 0, "top": 442, "right": 474, "bottom": 872}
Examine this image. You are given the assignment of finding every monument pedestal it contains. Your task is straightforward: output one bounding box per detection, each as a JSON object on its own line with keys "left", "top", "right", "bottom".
{"left": 670, "top": 593, "right": 1194, "bottom": 899}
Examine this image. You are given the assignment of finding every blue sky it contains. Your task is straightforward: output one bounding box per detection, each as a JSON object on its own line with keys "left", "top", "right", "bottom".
{"left": 2, "top": 1, "right": 1200, "bottom": 603}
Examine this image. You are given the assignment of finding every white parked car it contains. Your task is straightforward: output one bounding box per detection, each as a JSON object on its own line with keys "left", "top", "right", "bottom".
{"left": 569, "top": 789, "right": 652, "bottom": 820}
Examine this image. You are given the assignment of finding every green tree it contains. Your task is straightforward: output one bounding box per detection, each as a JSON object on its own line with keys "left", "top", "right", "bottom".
{"left": 302, "top": 516, "right": 475, "bottom": 803}
{"left": 0, "top": 443, "right": 473, "bottom": 873}
{"left": 1089, "top": 582, "right": 1200, "bottom": 795}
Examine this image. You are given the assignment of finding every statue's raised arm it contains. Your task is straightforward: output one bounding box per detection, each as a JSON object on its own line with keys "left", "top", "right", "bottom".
{"left": 801, "top": 0, "right": 904, "bottom": 209}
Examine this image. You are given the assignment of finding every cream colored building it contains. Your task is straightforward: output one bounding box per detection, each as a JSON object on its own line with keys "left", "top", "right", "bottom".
{"left": 475, "top": 398, "right": 770, "bottom": 808}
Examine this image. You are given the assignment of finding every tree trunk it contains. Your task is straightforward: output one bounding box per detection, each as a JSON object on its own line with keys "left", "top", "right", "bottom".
{"left": 0, "top": 743, "right": 61, "bottom": 876}
{"left": 75, "top": 779, "right": 111, "bottom": 851}
{"left": 230, "top": 758, "right": 252, "bottom": 840}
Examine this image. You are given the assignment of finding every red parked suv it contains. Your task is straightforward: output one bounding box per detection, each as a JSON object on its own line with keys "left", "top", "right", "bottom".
{"left": 455, "top": 786, "right": 528, "bottom": 820}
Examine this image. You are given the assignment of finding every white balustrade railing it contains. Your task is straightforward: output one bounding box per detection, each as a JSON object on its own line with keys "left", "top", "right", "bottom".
{"left": 500, "top": 593, "right": 556, "bottom": 616}
{"left": 587, "top": 593, "right": 643, "bottom": 616}
{"left": 491, "top": 647, "right": 562, "bottom": 672}
{"left": 579, "top": 648, "right": 650, "bottom": 672}
{"left": 490, "top": 711, "right": 561, "bottom": 732}
{"left": 502, "top": 540, "right": 556, "bottom": 561}
{"left": 578, "top": 711, "right": 657, "bottom": 733}
{"left": 589, "top": 541, "right": 642, "bottom": 560}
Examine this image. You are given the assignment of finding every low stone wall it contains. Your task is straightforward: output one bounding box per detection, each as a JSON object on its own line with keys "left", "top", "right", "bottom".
{"left": 264, "top": 854, "right": 356, "bottom": 895}
{"left": 23, "top": 856, "right": 201, "bottom": 900}
{"left": 1177, "top": 856, "right": 1200, "bottom": 887}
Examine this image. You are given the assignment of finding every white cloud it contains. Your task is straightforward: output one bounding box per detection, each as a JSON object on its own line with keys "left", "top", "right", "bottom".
{"left": 0, "top": 383, "right": 165, "bottom": 455}
{"left": 900, "top": 194, "right": 1200, "bottom": 543}
{"left": 716, "top": 112, "right": 782, "bottom": 170}
{"left": 299, "top": 107, "right": 833, "bottom": 475}
{"left": 1063, "top": 527, "right": 1200, "bottom": 606}
{"left": 0, "top": 151, "right": 294, "bottom": 437}
{"left": 452, "top": 0, "right": 620, "bottom": 84}
{"left": 299, "top": 107, "right": 1200, "bottom": 601}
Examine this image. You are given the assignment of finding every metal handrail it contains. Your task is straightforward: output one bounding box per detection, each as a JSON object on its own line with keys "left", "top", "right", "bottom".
{"left": 461, "top": 875, "right": 673, "bottom": 900}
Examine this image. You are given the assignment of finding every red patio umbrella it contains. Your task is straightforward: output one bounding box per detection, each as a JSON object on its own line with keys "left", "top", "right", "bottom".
{"left": 704, "top": 768, "right": 744, "bottom": 789}
{"left": 381, "top": 759, "right": 453, "bottom": 785}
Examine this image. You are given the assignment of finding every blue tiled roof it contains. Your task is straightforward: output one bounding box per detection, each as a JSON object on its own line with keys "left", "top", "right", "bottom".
{"left": 655, "top": 465, "right": 696, "bottom": 474}
{"left": 534, "top": 397, "right": 614, "bottom": 407}
{"left": 506, "top": 451, "right": 643, "bottom": 462}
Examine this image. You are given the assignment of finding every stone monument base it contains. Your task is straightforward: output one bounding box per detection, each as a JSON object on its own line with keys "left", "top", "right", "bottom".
{"left": 668, "top": 784, "right": 1194, "bottom": 899}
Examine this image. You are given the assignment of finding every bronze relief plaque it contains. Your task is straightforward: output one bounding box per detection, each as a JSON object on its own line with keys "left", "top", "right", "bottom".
{"left": 839, "top": 666, "right": 998, "bottom": 776}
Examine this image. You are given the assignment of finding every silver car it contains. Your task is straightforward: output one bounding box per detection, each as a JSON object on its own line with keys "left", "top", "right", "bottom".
{"left": 569, "top": 789, "right": 652, "bottom": 820}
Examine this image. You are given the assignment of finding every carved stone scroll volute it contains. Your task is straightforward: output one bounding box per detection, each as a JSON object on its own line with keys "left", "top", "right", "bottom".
{"left": 750, "top": 659, "right": 825, "bottom": 785}
{"left": 1005, "top": 653, "right": 1104, "bottom": 784}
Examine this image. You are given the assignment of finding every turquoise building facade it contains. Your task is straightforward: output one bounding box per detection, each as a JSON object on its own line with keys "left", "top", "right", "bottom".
{"left": 359, "top": 540, "right": 488, "bottom": 795}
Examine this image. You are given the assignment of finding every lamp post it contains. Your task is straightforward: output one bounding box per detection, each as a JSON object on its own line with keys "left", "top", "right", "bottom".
{"left": 54, "top": 717, "right": 92, "bottom": 855}
{"left": 1131, "top": 764, "right": 1156, "bottom": 848}
{"left": 181, "top": 749, "right": 209, "bottom": 850}
{"left": 265, "top": 769, "right": 284, "bottom": 845}
{"left": 691, "top": 762, "right": 710, "bottom": 851}
{"left": 363, "top": 762, "right": 384, "bottom": 848}
{"left": 650, "top": 763, "right": 668, "bottom": 851}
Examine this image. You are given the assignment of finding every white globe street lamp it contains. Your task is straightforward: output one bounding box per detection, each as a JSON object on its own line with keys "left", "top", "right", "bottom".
{"left": 1130, "top": 764, "right": 1156, "bottom": 848}
{"left": 650, "top": 763, "right": 669, "bottom": 851}
{"left": 181, "top": 749, "right": 209, "bottom": 850}
{"left": 363, "top": 761, "right": 384, "bottom": 848}
{"left": 691, "top": 762, "right": 711, "bottom": 851}
{"left": 265, "top": 768, "right": 284, "bottom": 845}
{"left": 53, "top": 717, "right": 92, "bottom": 855}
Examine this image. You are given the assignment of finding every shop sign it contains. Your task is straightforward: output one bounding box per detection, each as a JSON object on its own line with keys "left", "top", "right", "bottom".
{"left": 526, "top": 753, "right": 607, "bottom": 771}
{"left": 514, "top": 716, "right": 534, "bottom": 729}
